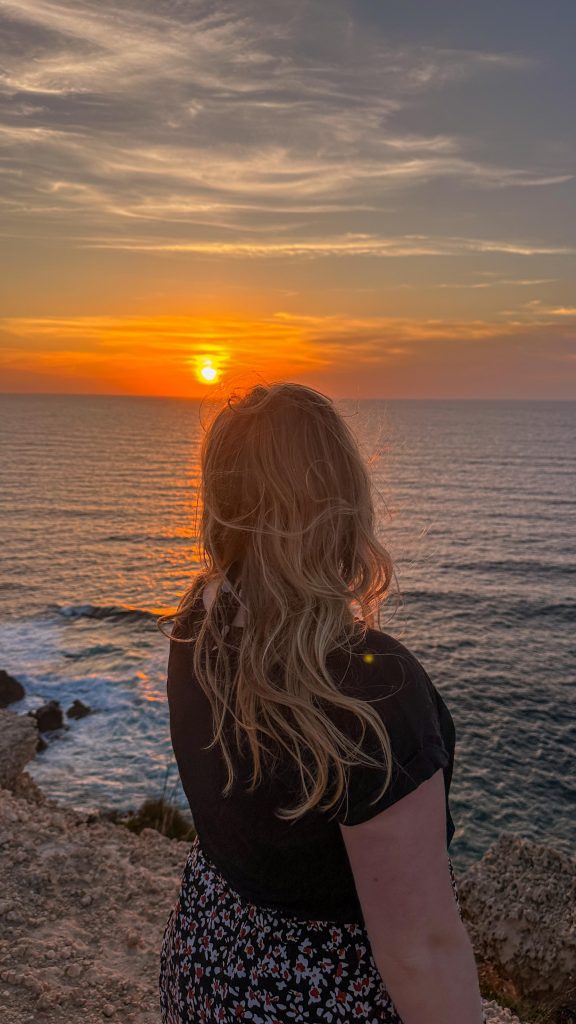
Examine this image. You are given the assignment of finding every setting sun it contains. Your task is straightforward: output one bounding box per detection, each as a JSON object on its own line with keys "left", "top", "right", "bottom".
{"left": 199, "top": 363, "right": 218, "bottom": 383}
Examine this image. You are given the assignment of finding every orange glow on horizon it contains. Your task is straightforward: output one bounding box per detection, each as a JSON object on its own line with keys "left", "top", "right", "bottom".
{"left": 1, "top": 310, "right": 573, "bottom": 400}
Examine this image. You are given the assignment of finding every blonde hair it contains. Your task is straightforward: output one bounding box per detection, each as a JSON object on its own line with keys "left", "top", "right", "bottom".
{"left": 159, "top": 382, "right": 397, "bottom": 822}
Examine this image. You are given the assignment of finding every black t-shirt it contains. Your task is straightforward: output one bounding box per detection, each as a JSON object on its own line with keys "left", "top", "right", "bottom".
{"left": 166, "top": 608, "right": 456, "bottom": 926}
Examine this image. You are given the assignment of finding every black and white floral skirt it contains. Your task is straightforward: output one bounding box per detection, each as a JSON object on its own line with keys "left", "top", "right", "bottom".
{"left": 159, "top": 834, "right": 464, "bottom": 1023}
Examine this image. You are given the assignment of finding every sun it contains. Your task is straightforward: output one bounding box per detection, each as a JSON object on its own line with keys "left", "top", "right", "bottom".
{"left": 198, "top": 362, "right": 218, "bottom": 383}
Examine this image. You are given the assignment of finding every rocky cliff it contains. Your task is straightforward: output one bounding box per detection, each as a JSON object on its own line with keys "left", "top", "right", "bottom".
{"left": 2, "top": 706, "right": 566, "bottom": 1024}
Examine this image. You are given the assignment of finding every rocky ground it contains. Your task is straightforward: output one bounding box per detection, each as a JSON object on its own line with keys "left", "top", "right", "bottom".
{"left": 0, "top": 774, "right": 185, "bottom": 1023}
{"left": 2, "top": 692, "right": 571, "bottom": 1024}
{"left": 0, "top": 774, "right": 526, "bottom": 1024}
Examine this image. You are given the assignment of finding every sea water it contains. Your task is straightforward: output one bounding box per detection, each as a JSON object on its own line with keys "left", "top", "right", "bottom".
{"left": 0, "top": 394, "right": 574, "bottom": 872}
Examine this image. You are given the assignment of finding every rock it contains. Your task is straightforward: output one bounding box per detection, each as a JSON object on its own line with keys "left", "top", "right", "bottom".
{"left": 12, "top": 770, "right": 46, "bottom": 805}
{"left": 0, "top": 709, "right": 38, "bottom": 789}
{"left": 482, "top": 1000, "right": 524, "bottom": 1023}
{"left": 0, "top": 669, "right": 26, "bottom": 707}
{"left": 0, "top": 785, "right": 189, "bottom": 1023}
{"left": 27, "top": 700, "right": 64, "bottom": 733}
{"left": 66, "top": 699, "right": 93, "bottom": 720}
{"left": 0, "top": 777, "right": 530, "bottom": 1024}
{"left": 459, "top": 833, "right": 576, "bottom": 1015}
{"left": 23, "top": 974, "right": 44, "bottom": 994}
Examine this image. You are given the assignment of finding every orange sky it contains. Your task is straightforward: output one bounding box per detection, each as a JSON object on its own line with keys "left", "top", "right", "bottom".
{"left": 2, "top": 301, "right": 575, "bottom": 399}
{"left": 0, "top": 1, "right": 575, "bottom": 399}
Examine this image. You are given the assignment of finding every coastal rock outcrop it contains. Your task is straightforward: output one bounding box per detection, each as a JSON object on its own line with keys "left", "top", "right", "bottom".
{"left": 0, "top": 669, "right": 26, "bottom": 707}
{"left": 459, "top": 833, "right": 576, "bottom": 1017}
{"left": 0, "top": 702, "right": 527, "bottom": 1024}
{"left": 0, "top": 708, "right": 38, "bottom": 789}
{"left": 27, "top": 699, "right": 65, "bottom": 733}
{"left": 66, "top": 698, "right": 93, "bottom": 720}
{"left": 0, "top": 782, "right": 525, "bottom": 1024}
{"left": 0, "top": 783, "right": 191, "bottom": 1024}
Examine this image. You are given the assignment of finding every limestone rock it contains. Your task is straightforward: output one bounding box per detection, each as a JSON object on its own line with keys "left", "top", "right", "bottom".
{"left": 66, "top": 699, "right": 93, "bottom": 720}
{"left": 459, "top": 832, "right": 576, "bottom": 1014}
{"left": 0, "top": 776, "right": 531, "bottom": 1024}
{"left": 12, "top": 770, "right": 46, "bottom": 805}
{"left": 0, "top": 785, "right": 188, "bottom": 1024}
{"left": 27, "top": 699, "right": 64, "bottom": 732}
{"left": 0, "top": 709, "right": 38, "bottom": 788}
{"left": 0, "top": 669, "right": 26, "bottom": 707}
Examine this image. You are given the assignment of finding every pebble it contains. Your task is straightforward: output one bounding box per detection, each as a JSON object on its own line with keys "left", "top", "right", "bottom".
{"left": 80, "top": 893, "right": 92, "bottom": 907}
{"left": 66, "top": 963, "right": 82, "bottom": 978}
{"left": 23, "top": 975, "right": 45, "bottom": 993}
{"left": 103, "top": 1003, "right": 116, "bottom": 1017}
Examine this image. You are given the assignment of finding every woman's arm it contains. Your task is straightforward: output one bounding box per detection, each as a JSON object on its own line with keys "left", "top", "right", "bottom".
{"left": 340, "top": 768, "right": 485, "bottom": 1024}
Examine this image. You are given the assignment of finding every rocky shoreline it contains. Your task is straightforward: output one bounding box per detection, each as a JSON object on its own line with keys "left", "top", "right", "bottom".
{"left": 1, "top": 691, "right": 574, "bottom": 1022}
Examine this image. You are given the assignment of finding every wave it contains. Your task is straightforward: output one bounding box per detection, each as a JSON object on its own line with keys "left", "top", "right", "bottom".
{"left": 400, "top": 590, "right": 576, "bottom": 625}
{"left": 101, "top": 533, "right": 180, "bottom": 544}
{"left": 51, "top": 603, "right": 160, "bottom": 625}
{"left": 503, "top": 599, "right": 576, "bottom": 624}
{"left": 62, "top": 643, "right": 122, "bottom": 660}
{"left": 448, "top": 560, "right": 576, "bottom": 578}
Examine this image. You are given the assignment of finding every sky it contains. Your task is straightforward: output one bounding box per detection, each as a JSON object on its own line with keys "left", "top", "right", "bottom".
{"left": 0, "top": 0, "right": 575, "bottom": 399}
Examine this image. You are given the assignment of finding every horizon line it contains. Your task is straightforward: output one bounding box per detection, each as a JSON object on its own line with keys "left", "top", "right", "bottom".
{"left": 0, "top": 392, "right": 574, "bottom": 403}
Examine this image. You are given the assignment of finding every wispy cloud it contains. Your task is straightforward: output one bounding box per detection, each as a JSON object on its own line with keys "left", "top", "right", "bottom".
{"left": 72, "top": 234, "right": 576, "bottom": 258}
{"left": 0, "top": 0, "right": 572, "bottom": 247}
{"left": 435, "top": 277, "right": 557, "bottom": 289}
{"left": 2, "top": 308, "right": 573, "bottom": 354}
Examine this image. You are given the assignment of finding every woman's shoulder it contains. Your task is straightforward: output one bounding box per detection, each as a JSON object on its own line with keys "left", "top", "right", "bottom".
{"left": 332, "top": 623, "right": 432, "bottom": 691}
{"left": 326, "top": 624, "right": 447, "bottom": 738}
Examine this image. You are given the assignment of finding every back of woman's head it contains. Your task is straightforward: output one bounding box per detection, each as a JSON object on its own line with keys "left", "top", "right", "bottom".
{"left": 202, "top": 382, "right": 387, "bottom": 621}
{"left": 164, "top": 381, "right": 396, "bottom": 821}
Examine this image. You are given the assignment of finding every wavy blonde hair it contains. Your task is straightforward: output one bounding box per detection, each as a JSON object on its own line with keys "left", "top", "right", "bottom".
{"left": 159, "top": 381, "right": 397, "bottom": 822}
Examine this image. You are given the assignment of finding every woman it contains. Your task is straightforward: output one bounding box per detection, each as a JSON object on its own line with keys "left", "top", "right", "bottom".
{"left": 159, "top": 382, "right": 486, "bottom": 1024}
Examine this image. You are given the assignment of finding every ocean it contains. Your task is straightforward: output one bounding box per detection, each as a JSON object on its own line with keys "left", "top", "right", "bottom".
{"left": 0, "top": 394, "right": 574, "bottom": 873}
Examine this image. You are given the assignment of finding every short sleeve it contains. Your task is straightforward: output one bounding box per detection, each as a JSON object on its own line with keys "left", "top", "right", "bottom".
{"left": 331, "top": 640, "right": 451, "bottom": 827}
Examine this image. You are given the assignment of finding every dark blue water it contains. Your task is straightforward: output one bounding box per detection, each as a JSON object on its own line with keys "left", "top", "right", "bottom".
{"left": 0, "top": 394, "right": 574, "bottom": 872}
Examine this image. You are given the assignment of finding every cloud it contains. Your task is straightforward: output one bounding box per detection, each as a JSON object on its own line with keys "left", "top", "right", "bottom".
{"left": 2, "top": 307, "right": 573, "bottom": 355}
{"left": 497, "top": 299, "right": 576, "bottom": 320}
{"left": 435, "top": 277, "right": 557, "bottom": 289}
{"left": 72, "top": 234, "right": 576, "bottom": 258}
{"left": 540, "top": 306, "right": 576, "bottom": 317}
{"left": 0, "top": 0, "right": 572, "bottom": 248}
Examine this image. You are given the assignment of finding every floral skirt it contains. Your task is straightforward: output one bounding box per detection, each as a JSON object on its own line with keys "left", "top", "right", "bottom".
{"left": 159, "top": 835, "right": 463, "bottom": 1023}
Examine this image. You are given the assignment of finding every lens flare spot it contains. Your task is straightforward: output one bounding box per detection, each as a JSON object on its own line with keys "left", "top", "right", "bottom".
{"left": 363, "top": 653, "right": 375, "bottom": 664}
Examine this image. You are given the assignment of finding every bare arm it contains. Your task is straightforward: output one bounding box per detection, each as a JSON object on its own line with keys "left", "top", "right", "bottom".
{"left": 340, "top": 768, "right": 485, "bottom": 1024}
